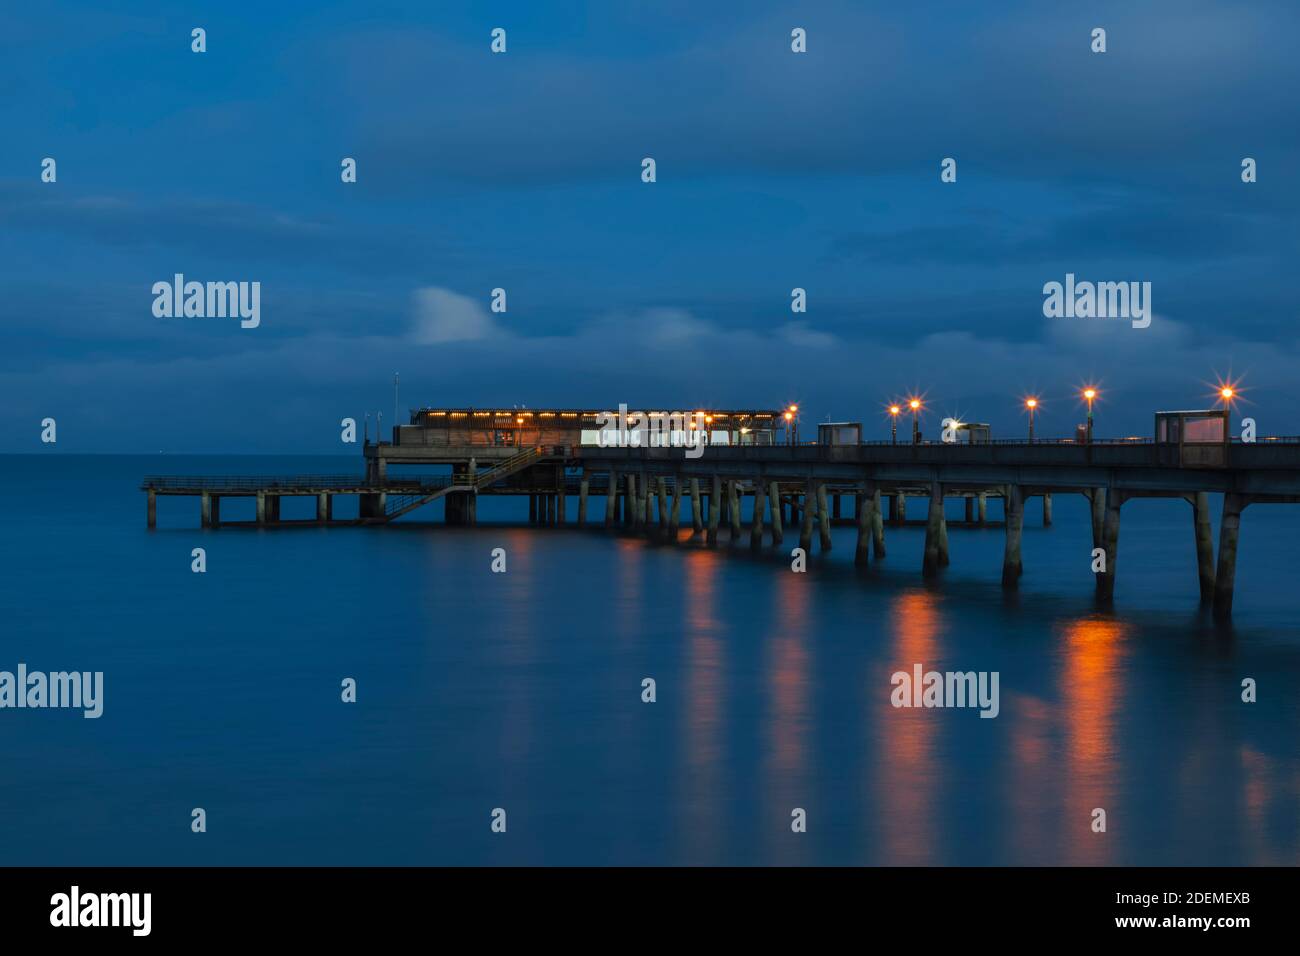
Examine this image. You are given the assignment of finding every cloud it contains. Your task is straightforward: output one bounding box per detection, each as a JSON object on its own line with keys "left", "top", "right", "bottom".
{"left": 777, "top": 320, "right": 838, "bottom": 348}
{"left": 410, "top": 287, "right": 506, "bottom": 344}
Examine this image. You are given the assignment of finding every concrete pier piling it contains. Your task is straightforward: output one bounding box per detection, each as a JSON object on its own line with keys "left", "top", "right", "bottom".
{"left": 604, "top": 472, "right": 617, "bottom": 527}
{"left": 256, "top": 491, "right": 266, "bottom": 524}
{"left": 657, "top": 477, "right": 669, "bottom": 537}
{"left": 669, "top": 474, "right": 683, "bottom": 540}
{"left": 1001, "top": 484, "right": 1024, "bottom": 588}
{"left": 977, "top": 491, "right": 987, "bottom": 525}
{"left": 1190, "top": 491, "right": 1216, "bottom": 603}
{"left": 625, "top": 474, "right": 636, "bottom": 528}
{"left": 316, "top": 492, "right": 329, "bottom": 524}
{"left": 1213, "top": 493, "right": 1246, "bottom": 620}
{"left": 1090, "top": 488, "right": 1105, "bottom": 550}
{"left": 896, "top": 493, "right": 907, "bottom": 525}
{"left": 211, "top": 496, "right": 221, "bottom": 527}
{"left": 855, "top": 489, "right": 871, "bottom": 567}
{"left": 816, "top": 483, "right": 832, "bottom": 551}
{"left": 690, "top": 478, "right": 703, "bottom": 535}
{"left": 750, "top": 480, "right": 766, "bottom": 551}
{"left": 728, "top": 480, "right": 743, "bottom": 541}
{"left": 871, "top": 488, "right": 885, "bottom": 558}
{"left": 799, "top": 481, "right": 815, "bottom": 553}
{"left": 1042, "top": 493, "right": 1053, "bottom": 527}
{"left": 578, "top": 472, "right": 589, "bottom": 525}
{"left": 147, "top": 489, "right": 157, "bottom": 528}
{"left": 707, "top": 474, "right": 721, "bottom": 546}
{"left": 923, "top": 482, "right": 944, "bottom": 577}
{"left": 201, "top": 492, "right": 212, "bottom": 528}
{"left": 938, "top": 499, "right": 950, "bottom": 566}
{"left": 769, "top": 481, "right": 783, "bottom": 545}
{"left": 1095, "top": 489, "right": 1124, "bottom": 603}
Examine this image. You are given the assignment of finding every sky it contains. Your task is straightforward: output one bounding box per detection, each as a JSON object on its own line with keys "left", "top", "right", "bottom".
{"left": 2, "top": 0, "right": 1297, "bottom": 453}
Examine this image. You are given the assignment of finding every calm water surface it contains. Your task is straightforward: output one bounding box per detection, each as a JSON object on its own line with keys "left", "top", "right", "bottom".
{"left": 2, "top": 455, "right": 1298, "bottom": 865}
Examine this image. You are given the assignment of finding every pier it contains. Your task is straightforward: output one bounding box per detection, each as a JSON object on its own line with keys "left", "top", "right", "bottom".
{"left": 141, "top": 406, "right": 1300, "bottom": 619}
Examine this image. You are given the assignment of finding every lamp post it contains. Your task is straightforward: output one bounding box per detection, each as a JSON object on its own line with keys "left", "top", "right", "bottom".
{"left": 910, "top": 399, "right": 921, "bottom": 444}
{"left": 889, "top": 405, "right": 900, "bottom": 445}
{"left": 1083, "top": 388, "right": 1097, "bottom": 444}
{"left": 1026, "top": 398, "right": 1038, "bottom": 442}
{"left": 788, "top": 404, "right": 799, "bottom": 444}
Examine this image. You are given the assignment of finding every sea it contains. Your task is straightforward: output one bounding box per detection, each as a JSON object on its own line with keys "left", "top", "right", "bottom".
{"left": 2, "top": 454, "right": 1297, "bottom": 865}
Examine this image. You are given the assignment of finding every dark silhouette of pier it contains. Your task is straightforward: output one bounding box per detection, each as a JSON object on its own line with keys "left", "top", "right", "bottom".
{"left": 142, "top": 417, "right": 1300, "bottom": 619}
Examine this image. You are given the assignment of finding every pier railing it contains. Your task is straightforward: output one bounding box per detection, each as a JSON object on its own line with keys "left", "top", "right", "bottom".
{"left": 140, "top": 475, "right": 447, "bottom": 492}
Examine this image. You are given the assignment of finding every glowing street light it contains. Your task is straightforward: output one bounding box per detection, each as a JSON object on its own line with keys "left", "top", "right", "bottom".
{"left": 786, "top": 404, "right": 800, "bottom": 445}
{"left": 908, "top": 398, "right": 922, "bottom": 444}
{"left": 1025, "top": 397, "right": 1039, "bottom": 442}
{"left": 889, "top": 404, "right": 901, "bottom": 444}
{"left": 1082, "top": 388, "right": 1098, "bottom": 443}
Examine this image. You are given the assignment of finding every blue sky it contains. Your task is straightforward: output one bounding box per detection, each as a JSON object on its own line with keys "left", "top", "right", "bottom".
{"left": 2, "top": 0, "right": 1297, "bottom": 452}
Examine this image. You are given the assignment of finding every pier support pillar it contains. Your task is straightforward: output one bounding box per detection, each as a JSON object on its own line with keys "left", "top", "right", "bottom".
{"left": 690, "top": 478, "right": 703, "bottom": 535}
{"left": 201, "top": 492, "right": 211, "bottom": 528}
{"left": 268, "top": 495, "right": 282, "bottom": 523}
{"left": 728, "top": 481, "right": 743, "bottom": 542}
{"left": 555, "top": 487, "right": 564, "bottom": 525}
{"left": 1001, "top": 484, "right": 1024, "bottom": 588}
{"left": 923, "top": 482, "right": 944, "bottom": 577}
{"left": 769, "top": 481, "right": 783, "bottom": 546}
{"left": 938, "top": 499, "right": 950, "bottom": 567}
{"left": 749, "top": 480, "right": 766, "bottom": 551}
{"left": 530, "top": 495, "right": 538, "bottom": 524}
{"left": 1043, "top": 493, "right": 1053, "bottom": 528}
{"left": 669, "top": 475, "right": 683, "bottom": 540}
{"left": 147, "top": 490, "right": 157, "bottom": 528}
{"left": 638, "top": 473, "right": 650, "bottom": 531}
{"left": 316, "top": 492, "right": 328, "bottom": 524}
{"left": 977, "top": 492, "right": 987, "bottom": 525}
{"left": 1213, "top": 493, "right": 1247, "bottom": 620}
{"left": 872, "top": 488, "right": 885, "bottom": 558}
{"left": 964, "top": 497, "right": 973, "bottom": 524}
{"left": 707, "top": 474, "right": 721, "bottom": 546}
{"left": 1191, "top": 492, "right": 1216, "bottom": 603}
{"left": 657, "top": 477, "right": 669, "bottom": 537}
{"left": 816, "top": 483, "right": 832, "bottom": 551}
{"left": 1090, "top": 488, "right": 1105, "bottom": 550}
{"left": 605, "top": 471, "right": 618, "bottom": 528}
{"left": 211, "top": 495, "right": 221, "bottom": 527}
{"left": 578, "top": 473, "right": 589, "bottom": 525}
{"left": 855, "top": 489, "right": 871, "bottom": 567}
{"left": 624, "top": 474, "right": 636, "bottom": 528}
{"left": 1095, "top": 489, "right": 1124, "bottom": 603}
{"left": 256, "top": 491, "right": 266, "bottom": 525}
{"left": 896, "top": 493, "right": 907, "bottom": 525}
{"left": 799, "top": 481, "right": 815, "bottom": 553}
